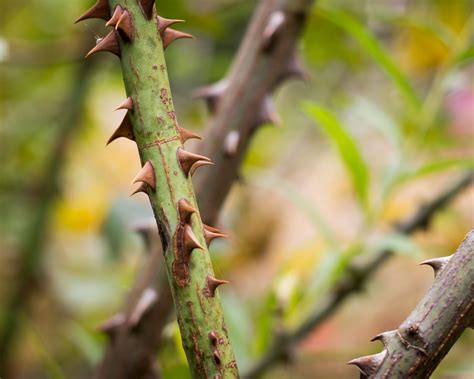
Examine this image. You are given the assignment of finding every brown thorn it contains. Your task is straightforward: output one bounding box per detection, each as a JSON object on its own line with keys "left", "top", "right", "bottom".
{"left": 106, "top": 113, "right": 134, "bottom": 145}
{"left": 138, "top": 0, "right": 155, "bottom": 19}
{"left": 85, "top": 31, "right": 120, "bottom": 58}
{"left": 420, "top": 255, "right": 452, "bottom": 277}
{"left": 206, "top": 275, "right": 229, "bottom": 297}
{"left": 347, "top": 351, "right": 386, "bottom": 378}
{"left": 157, "top": 15, "right": 185, "bottom": 35}
{"left": 130, "top": 182, "right": 148, "bottom": 197}
{"left": 75, "top": 0, "right": 110, "bottom": 23}
{"left": 184, "top": 224, "right": 204, "bottom": 256}
{"left": 177, "top": 148, "right": 211, "bottom": 177}
{"left": 213, "top": 350, "right": 222, "bottom": 366}
{"left": 114, "top": 97, "right": 134, "bottom": 111}
{"left": 162, "top": 28, "right": 194, "bottom": 49}
{"left": 98, "top": 313, "right": 125, "bottom": 338}
{"left": 105, "top": 5, "right": 123, "bottom": 27}
{"left": 262, "top": 11, "right": 285, "bottom": 51}
{"left": 178, "top": 126, "right": 201, "bottom": 144}
{"left": 370, "top": 330, "right": 397, "bottom": 347}
{"left": 192, "top": 79, "right": 228, "bottom": 113}
{"left": 223, "top": 130, "right": 240, "bottom": 157}
{"left": 177, "top": 198, "right": 197, "bottom": 223}
{"left": 128, "top": 287, "right": 158, "bottom": 327}
{"left": 116, "top": 9, "right": 134, "bottom": 41}
{"left": 132, "top": 161, "right": 156, "bottom": 190}
{"left": 203, "top": 224, "right": 227, "bottom": 247}
{"left": 256, "top": 96, "right": 280, "bottom": 127}
{"left": 190, "top": 161, "right": 214, "bottom": 176}
{"left": 278, "top": 56, "right": 308, "bottom": 84}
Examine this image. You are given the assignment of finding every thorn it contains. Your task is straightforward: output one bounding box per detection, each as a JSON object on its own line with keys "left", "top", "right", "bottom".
{"left": 348, "top": 351, "right": 386, "bottom": 378}
{"left": 420, "top": 255, "right": 452, "bottom": 277}
{"left": 278, "top": 56, "right": 308, "bottom": 84}
{"left": 177, "top": 148, "right": 211, "bottom": 176}
{"left": 203, "top": 224, "right": 227, "bottom": 247}
{"left": 213, "top": 350, "right": 222, "bottom": 365}
{"left": 206, "top": 275, "right": 229, "bottom": 297}
{"left": 138, "top": 0, "right": 155, "bottom": 19}
{"left": 129, "top": 218, "right": 156, "bottom": 249}
{"left": 132, "top": 161, "right": 156, "bottom": 190}
{"left": 256, "top": 96, "right": 280, "bottom": 126}
{"left": 193, "top": 80, "right": 228, "bottom": 113}
{"left": 114, "top": 97, "right": 134, "bottom": 111}
{"left": 105, "top": 5, "right": 123, "bottom": 27}
{"left": 116, "top": 9, "right": 134, "bottom": 41}
{"left": 177, "top": 198, "right": 197, "bottom": 223}
{"left": 107, "top": 113, "right": 134, "bottom": 145}
{"left": 178, "top": 126, "right": 201, "bottom": 144}
{"left": 130, "top": 182, "right": 148, "bottom": 196}
{"left": 184, "top": 224, "right": 204, "bottom": 256}
{"left": 86, "top": 31, "right": 120, "bottom": 58}
{"left": 189, "top": 161, "right": 214, "bottom": 176}
{"left": 162, "top": 28, "right": 194, "bottom": 49}
{"left": 370, "top": 330, "right": 397, "bottom": 347}
{"left": 262, "top": 11, "right": 285, "bottom": 51}
{"left": 223, "top": 130, "right": 240, "bottom": 157}
{"left": 99, "top": 313, "right": 125, "bottom": 337}
{"left": 129, "top": 287, "right": 158, "bottom": 327}
{"left": 157, "top": 15, "right": 185, "bottom": 35}
{"left": 75, "top": 0, "right": 110, "bottom": 23}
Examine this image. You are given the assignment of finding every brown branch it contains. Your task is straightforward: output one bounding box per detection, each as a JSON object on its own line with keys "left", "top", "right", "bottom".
{"left": 96, "top": 0, "right": 315, "bottom": 377}
{"left": 243, "top": 171, "right": 474, "bottom": 379}
{"left": 349, "top": 229, "right": 474, "bottom": 378}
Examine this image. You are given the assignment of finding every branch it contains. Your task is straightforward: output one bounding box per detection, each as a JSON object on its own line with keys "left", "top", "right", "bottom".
{"left": 96, "top": 0, "right": 315, "bottom": 377}
{"left": 243, "top": 172, "right": 473, "bottom": 379}
{"left": 349, "top": 229, "right": 474, "bottom": 378}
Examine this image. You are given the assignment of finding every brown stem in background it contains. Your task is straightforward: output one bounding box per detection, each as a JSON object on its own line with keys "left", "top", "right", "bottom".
{"left": 97, "top": 0, "right": 315, "bottom": 377}
{"left": 349, "top": 229, "right": 474, "bottom": 378}
{"left": 243, "top": 171, "right": 473, "bottom": 379}
{"left": 0, "top": 59, "right": 97, "bottom": 377}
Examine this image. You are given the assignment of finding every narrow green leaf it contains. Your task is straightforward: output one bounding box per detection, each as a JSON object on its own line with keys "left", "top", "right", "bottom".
{"left": 317, "top": 6, "right": 421, "bottom": 110}
{"left": 396, "top": 158, "right": 474, "bottom": 184}
{"left": 304, "top": 102, "right": 370, "bottom": 211}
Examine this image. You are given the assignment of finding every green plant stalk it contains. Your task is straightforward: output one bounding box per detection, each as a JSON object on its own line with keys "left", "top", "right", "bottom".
{"left": 80, "top": 1, "right": 239, "bottom": 377}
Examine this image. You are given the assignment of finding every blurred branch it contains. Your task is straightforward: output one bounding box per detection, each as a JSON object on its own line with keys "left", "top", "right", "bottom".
{"left": 243, "top": 171, "right": 474, "bottom": 379}
{"left": 96, "top": 0, "right": 315, "bottom": 377}
{"left": 0, "top": 59, "right": 97, "bottom": 376}
{"left": 349, "top": 229, "right": 474, "bottom": 378}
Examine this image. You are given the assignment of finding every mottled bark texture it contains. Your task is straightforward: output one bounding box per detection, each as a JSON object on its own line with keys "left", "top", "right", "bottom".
{"left": 350, "top": 229, "right": 474, "bottom": 378}
{"left": 96, "top": 0, "right": 315, "bottom": 377}
{"left": 76, "top": 1, "right": 238, "bottom": 377}
{"left": 244, "top": 172, "right": 473, "bottom": 379}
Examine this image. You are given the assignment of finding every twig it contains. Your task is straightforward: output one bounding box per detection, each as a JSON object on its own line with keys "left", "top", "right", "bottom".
{"left": 243, "top": 171, "right": 473, "bottom": 379}
{"left": 349, "top": 229, "right": 474, "bottom": 378}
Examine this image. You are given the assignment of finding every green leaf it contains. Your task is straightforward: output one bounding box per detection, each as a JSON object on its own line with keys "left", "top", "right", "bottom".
{"left": 317, "top": 6, "right": 421, "bottom": 110}
{"left": 396, "top": 158, "right": 474, "bottom": 184}
{"left": 370, "top": 233, "right": 423, "bottom": 258}
{"left": 304, "top": 102, "right": 370, "bottom": 211}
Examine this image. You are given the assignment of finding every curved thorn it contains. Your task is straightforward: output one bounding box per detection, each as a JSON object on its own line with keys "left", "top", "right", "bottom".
{"left": 116, "top": 10, "right": 134, "bottom": 41}
{"left": 420, "top": 255, "right": 452, "bottom": 277}
{"left": 107, "top": 113, "right": 134, "bottom": 145}
{"left": 370, "top": 330, "right": 397, "bottom": 347}
{"left": 223, "top": 130, "right": 240, "bottom": 157}
{"left": 162, "top": 28, "right": 194, "bottom": 49}
{"left": 98, "top": 313, "right": 125, "bottom": 337}
{"left": 203, "top": 224, "right": 227, "bottom": 247}
{"left": 177, "top": 198, "right": 197, "bottom": 223}
{"left": 184, "top": 224, "right": 204, "bottom": 256}
{"left": 178, "top": 126, "right": 201, "bottom": 144}
{"left": 86, "top": 31, "right": 120, "bottom": 58}
{"left": 105, "top": 5, "right": 123, "bottom": 27}
{"left": 190, "top": 161, "right": 214, "bottom": 176}
{"left": 177, "top": 148, "right": 211, "bottom": 176}
{"left": 129, "top": 287, "right": 158, "bottom": 327}
{"left": 256, "top": 96, "right": 280, "bottom": 126}
{"left": 262, "top": 11, "right": 285, "bottom": 50}
{"left": 130, "top": 182, "right": 148, "bottom": 196}
{"left": 157, "top": 15, "right": 185, "bottom": 35}
{"left": 138, "top": 0, "right": 155, "bottom": 19}
{"left": 206, "top": 275, "right": 229, "bottom": 297}
{"left": 114, "top": 97, "right": 134, "bottom": 111}
{"left": 75, "top": 0, "right": 110, "bottom": 23}
{"left": 193, "top": 79, "right": 228, "bottom": 113}
{"left": 132, "top": 161, "right": 156, "bottom": 190}
{"left": 348, "top": 351, "right": 386, "bottom": 378}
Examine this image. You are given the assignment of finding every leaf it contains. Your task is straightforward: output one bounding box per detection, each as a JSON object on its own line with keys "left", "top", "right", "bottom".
{"left": 317, "top": 6, "right": 421, "bottom": 110}
{"left": 304, "top": 102, "right": 370, "bottom": 211}
{"left": 370, "top": 233, "right": 423, "bottom": 258}
{"left": 396, "top": 158, "right": 474, "bottom": 184}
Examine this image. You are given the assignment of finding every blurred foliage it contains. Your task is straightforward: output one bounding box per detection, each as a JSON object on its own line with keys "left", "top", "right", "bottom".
{"left": 0, "top": 0, "right": 473, "bottom": 378}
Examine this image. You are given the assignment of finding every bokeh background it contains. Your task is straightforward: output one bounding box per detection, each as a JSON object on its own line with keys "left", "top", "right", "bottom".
{"left": 1, "top": 0, "right": 473, "bottom": 378}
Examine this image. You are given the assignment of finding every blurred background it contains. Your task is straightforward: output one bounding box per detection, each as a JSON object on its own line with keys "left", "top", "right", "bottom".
{"left": 0, "top": 0, "right": 473, "bottom": 378}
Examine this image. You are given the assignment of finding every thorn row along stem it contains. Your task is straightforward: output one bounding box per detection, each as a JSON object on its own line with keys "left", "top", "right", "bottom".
{"left": 76, "top": 1, "right": 238, "bottom": 377}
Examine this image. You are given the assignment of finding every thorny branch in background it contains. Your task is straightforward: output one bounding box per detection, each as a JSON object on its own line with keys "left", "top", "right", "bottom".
{"left": 349, "top": 229, "right": 473, "bottom": 378}
{"left": 0, "top": 58, "right": 97, "bottom": 377}
{"left": 97, "top": 0, "right": 315, "bottom": 377}
{"left": 243, "top": 171, "right": 473, "bottom": 379}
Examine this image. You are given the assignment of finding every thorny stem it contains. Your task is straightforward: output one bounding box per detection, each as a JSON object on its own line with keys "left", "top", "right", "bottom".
{"left": 79, "top": 1, "right": 239, "bottom": 377}
{"left": 0, "top": 59, "right": 97, "bottom": 377}
{"left": 243, "top": 172, "right": 473, "bottom": 379}
{"left": 349, "top": 229, "right": 474, "bottom": 378}
{"left": 97, "top": 0, "right": 315, "bottom": 377}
